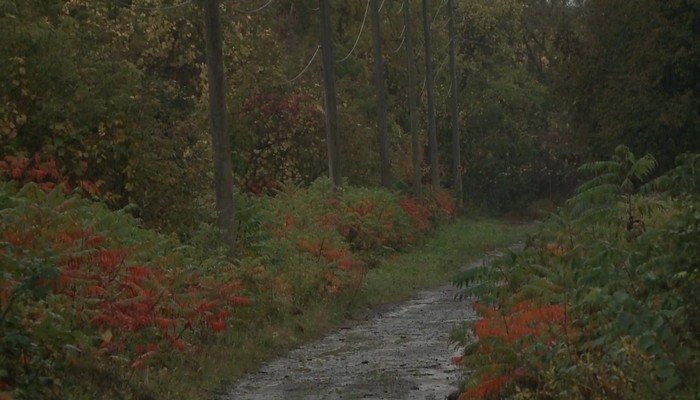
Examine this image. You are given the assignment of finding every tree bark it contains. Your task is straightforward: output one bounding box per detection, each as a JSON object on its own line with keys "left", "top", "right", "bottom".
{"left": 370, "top": 0, "right": 391, "bottom": 187}
{"left": 403, "top": 0, "right": 422, "bottom": 200}
{"left": 202, "top": 0, "right": 236, "bottom": 254}
{"left": 319, "top": 0, "right": 341, "bottom": 188}
{"left": 448, "top": 0, "right": 463, "bottom": 207}
{"left": 422, "top": 0, "right": 440, "bottom": 188}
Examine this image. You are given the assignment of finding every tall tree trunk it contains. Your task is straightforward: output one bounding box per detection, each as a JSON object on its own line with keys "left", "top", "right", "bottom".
{"left": 422, "top": 0, "right": 440, "bottom": 187}
{"left": 447, "top": 0, "right": 463, "bottom": 207}
{"left": 319, "top": 0, "right": 341, "bottom": 187}
{"left": 403, "top": 0, "right": 421, "bottom": 200}
{"left": 370, "top": 0, "right": 391, "bottom": 187}
{"left": 202, "top": 0, "right": 236, "bottom": 254}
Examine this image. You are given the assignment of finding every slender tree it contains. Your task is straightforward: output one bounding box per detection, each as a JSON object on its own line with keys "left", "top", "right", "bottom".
{"left": 447, "top": 0, "right": 463, "bottom": 207}
{"left": 319, "top": 0, "right": 341, "bottom": 187}
{"left": 422, "top": 0, "right": 439, "bottom": 187}
{"left": 370, "top": 0, "right": 391, "bottom": 187}
{"left": 403, "top": 0, "right": 422, "bottom": 200}
{"left": 202, "top": 0, "right": 236, "bottom": 253}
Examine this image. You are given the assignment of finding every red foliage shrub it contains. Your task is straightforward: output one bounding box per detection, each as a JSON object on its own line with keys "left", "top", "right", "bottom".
{"left": 400, "top": 196, "right": 433, "bottom": 232}
{"left": 0, "top": 175, "right": 250, "bottom": 391}
{"left": 0, "top": 153, "right": 99, "bottom": 196}
{"left": 431, "top": 187, "right": 457, "bottom": 216}
{"left": 458, "top": 300, "right": 570, "bottom": 399}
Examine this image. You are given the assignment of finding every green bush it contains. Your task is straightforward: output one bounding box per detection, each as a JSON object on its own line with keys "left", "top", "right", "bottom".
{"left": 451, "top": 148, "right": 700, "bottom": 399}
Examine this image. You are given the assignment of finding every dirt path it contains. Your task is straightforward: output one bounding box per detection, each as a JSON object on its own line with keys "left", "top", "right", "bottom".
{"left": 218, "top": 251, "right": 506, "bottom": 400}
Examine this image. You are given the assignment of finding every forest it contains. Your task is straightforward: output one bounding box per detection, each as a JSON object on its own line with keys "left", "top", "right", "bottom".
{"left": 1, "top": 0, "right": 699, "bottom": 399}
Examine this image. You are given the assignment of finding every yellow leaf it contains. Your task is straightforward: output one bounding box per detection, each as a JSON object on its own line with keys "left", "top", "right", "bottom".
{"left": 101, "top": 329, "right": 113, "bottom": 344}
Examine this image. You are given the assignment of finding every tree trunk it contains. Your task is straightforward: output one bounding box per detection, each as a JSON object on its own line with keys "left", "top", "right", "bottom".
{"left": 202, "top": 0, "right": 236, "bottom": 254}
{"left": 448, "top": 0, "right": 463, "bottom": 207}
{"left": 422, "top": 0, "right": 440, "bottom": 188}
{"left": 319, "top": 0, "right": 341, "bottom": 188}
{"left": 403, "top": 0, "right": 421, "bottom": 200}
{"left": 370, "top": 0, "right": 391, "bottom": 187}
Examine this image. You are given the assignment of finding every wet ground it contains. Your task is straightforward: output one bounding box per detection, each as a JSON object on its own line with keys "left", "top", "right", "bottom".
{"left": 218, "top": 251, "right": 507, "bottom": 400}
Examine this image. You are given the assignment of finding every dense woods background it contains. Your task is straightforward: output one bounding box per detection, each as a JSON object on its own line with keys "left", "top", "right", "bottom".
{"left": 3, "top": 0, "right": 697, "bottom": 235}
{"left": 1, "top": 0, "right": 699, "bottom": 398}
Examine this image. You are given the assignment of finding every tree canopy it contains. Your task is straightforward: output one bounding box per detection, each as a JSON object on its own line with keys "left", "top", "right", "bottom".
{"left": 1, "top": 0, "right": 698, "bottom": 221}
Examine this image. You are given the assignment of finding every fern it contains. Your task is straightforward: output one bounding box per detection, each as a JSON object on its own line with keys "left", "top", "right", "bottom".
{"left": 450, "top": 148, "right": 700, "bottom": 399}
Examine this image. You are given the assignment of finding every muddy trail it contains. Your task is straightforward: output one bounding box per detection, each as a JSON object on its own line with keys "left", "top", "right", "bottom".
{"left": 217, "top": 251, "right": 510, "bottom": 400}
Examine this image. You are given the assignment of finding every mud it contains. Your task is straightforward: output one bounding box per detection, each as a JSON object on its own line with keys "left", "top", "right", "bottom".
{"left": 218, "top": 251, "right": 508, "bottom": 400}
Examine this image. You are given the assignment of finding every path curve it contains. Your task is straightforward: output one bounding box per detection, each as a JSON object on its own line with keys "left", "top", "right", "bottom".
{"left": 219, "top": 252, "right": 505, "bottom": 400}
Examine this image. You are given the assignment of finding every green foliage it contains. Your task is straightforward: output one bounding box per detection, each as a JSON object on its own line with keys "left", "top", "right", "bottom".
{"left": 0, "top": 0, "right": 216, "bottom": 238}
{"left": 556, "top": 0, "right": 700, "bottom": 169}
{"left": 237, "top": 179, "right": 456, "bottom": 311}
{"left": 0, "top": 181, "right": 248, "bottom": 399}
{"left": 2, "top": 0, "right": 576, "bottom": 233}
{"left": 568, "top": 145, "right": 659, "bottom": 234}
{"left": 234, "top": 91, "right": 326, "bottom": 192}
{"left": 451, "top": 149, "right": 700, "bottom": 399}
{"left": 454, "top": 0, "right": 569, "bottom": 212}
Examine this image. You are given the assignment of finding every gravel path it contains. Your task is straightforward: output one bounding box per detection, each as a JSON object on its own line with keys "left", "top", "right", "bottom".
{"left": 218, "top": 252, "right": 506, "bottom": 400}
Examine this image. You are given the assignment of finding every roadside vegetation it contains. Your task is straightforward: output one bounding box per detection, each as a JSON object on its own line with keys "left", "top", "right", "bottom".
{"left": 445, "top": 1, "right": 700, "bottom": 398}
{"left": 451, "top": 148, "right": 700, "bottom": 399}
{"left": 0, "top": 156, "right": 532, "bottom": 399}
{"left": 1, "top": 0, "right": 698, "bottom": 399}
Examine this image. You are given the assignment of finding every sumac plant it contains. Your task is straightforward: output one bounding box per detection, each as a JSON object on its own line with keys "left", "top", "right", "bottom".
{"left": 0, "top": 180, "right": 248, "bottom": 398}
{"left": 0, "top": 153, "right": 98, "bottom": 196}
{"left": 245, "top": 179, "right": 456, "bottom": 307}
{"left": 451, "top": 148, "right": 700, "bottom": 399}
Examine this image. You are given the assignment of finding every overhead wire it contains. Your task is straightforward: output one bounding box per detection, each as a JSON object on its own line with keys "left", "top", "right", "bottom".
{"left": 393, "top": 25, "right": 406, "bottom": 53}
{"left": 115, "top": 0, "right": 457, "bottom": 91}
{"left": 231, "top": 0, "right": 274, "bottom": 14}
{"left": 113, "top": 0, "right": 193, "bottom": 11}
{"left": 285, "top": 0, "right": 380, "bottom": 82}
{"left": 419, "top": 53, "right": 450, "bottom": 98}
{"left": 284, "top": 45, "right": 321, "bottom": 85}
{"left": 431, "top": 0, "right": 449, "bottom": 27}
{"left": 335, "top": 0, "right": 370, "bottom": 63}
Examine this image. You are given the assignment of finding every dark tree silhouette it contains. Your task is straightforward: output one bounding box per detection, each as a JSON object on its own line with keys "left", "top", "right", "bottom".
{"left": 202, "top": 0, "right": 236, "bottom": 254}
{"left": 448, "top": 0, "right": 463, "bottom": 207}
{"left": 403, "top": 0, "right": 422, "bottom": 200}
{"left": 319, "top": 0, "right": 341, "bottom": 187}
{"left": 370, "top": 0, "right": 391, "bottom": 187}
{"left": 422, "top": 0, "right": 439, "bottom": 187}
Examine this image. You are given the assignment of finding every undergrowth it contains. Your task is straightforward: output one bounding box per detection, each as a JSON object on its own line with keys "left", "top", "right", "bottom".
{"left": 451, "top": 146, "right": 700, "bottom": 399}
{"left": 0, "top": 153, "right": 529, "bottom": 399}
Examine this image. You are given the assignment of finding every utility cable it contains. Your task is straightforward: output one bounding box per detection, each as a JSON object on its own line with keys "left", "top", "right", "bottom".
{"left": 284, "top": 45, "right": 321, "bottom": 84}
{"left": 231, "top": 0, "right": 274, "bottom": 14}
{"left": 113, "top": 0, "right": 193, "bottom": 11}
{"left": 393, "top": 25, "right": 406, "bottom": 53}
{"left": 335, "top": 0, "right": 370, "bottom": 63}
{"left": 431, "top": 0, "right": 448, "bottom": 27}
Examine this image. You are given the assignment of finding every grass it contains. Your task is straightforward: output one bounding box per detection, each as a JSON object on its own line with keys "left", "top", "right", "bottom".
{"left": 358, "top": 218, "right": 535, "bottom": 307}
{"left": 71, "top": 218, "right": 535, "bottom": 399}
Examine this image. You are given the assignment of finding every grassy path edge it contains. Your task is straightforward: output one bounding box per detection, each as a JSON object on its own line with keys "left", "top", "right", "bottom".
{"left": 152, "top": 218, "right": 536, "bottom": 399}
